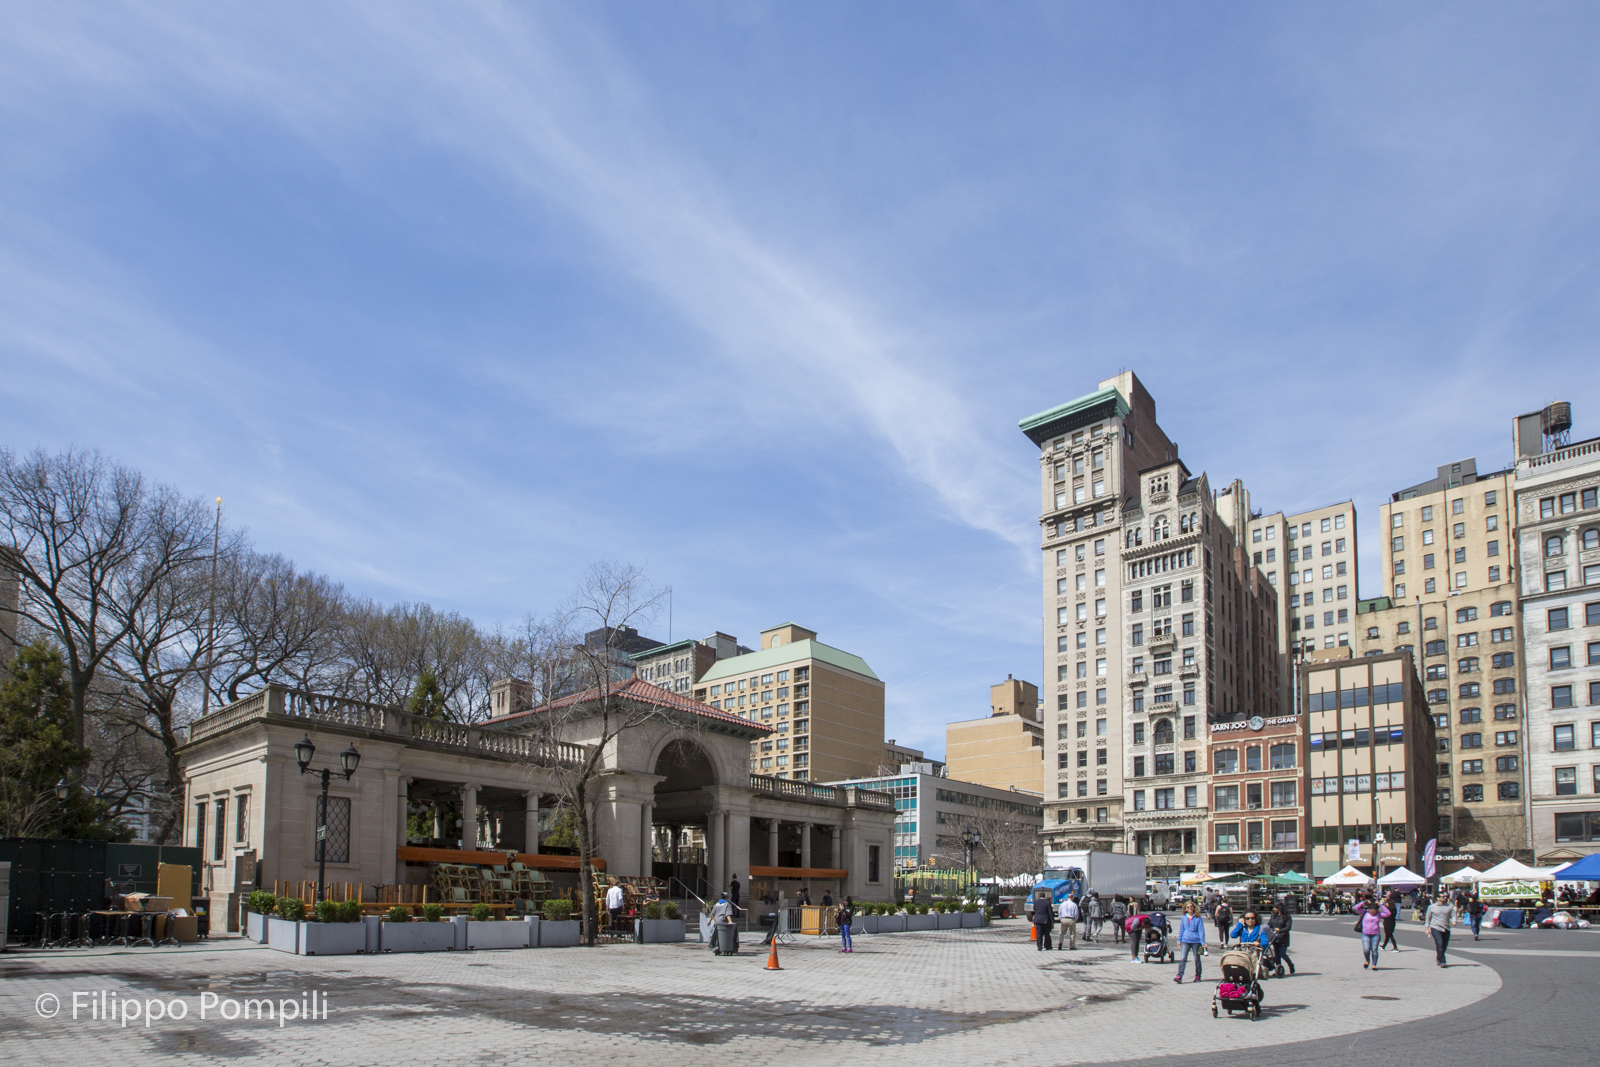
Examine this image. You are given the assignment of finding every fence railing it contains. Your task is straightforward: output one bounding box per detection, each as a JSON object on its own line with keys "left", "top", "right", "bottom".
{"left": 189, "top": 685, "right": 587, "bottom": 765}
{"left": 747, "top": 774, "right": 896, "bottom": 810}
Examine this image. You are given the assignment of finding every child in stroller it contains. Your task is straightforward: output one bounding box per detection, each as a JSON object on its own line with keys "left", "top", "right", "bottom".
{"left": 1126, "top": 910, "right": 1172, "bottom": 963}
{"left": 1211, "top": 942, "right": 1267, "bottom": 1020}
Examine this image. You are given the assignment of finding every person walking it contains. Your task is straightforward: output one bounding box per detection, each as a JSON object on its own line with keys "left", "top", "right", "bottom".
{"left": 837, "top": 896, "right": 855, "bottom": 953}
{"left": 1032, "top": 892, "right": 1055, "bottom": 951}
{"left": 1353, "top": 892, "right": 1390, "bottom": 970}
{"left": 1378, "top": 890, "right": 1402, "bottom": 952}
{"left": 1426, "top": 891, "right": 1457, "bottom": 967}
{"left": 605, "top": 880, "right": 626, "bottom": 932}
{"left": 1058, "top": 893, "right": 1080, "bottom": 951}
{"left": 1266, "top": 904, "right": 1296, "bottom": 976}
{"left": 1174, "top": 902, "right": 1207, "bottom": 984}
{"left": 1213, "top": 898, "right": 1234, "bottom": 948}
{"left": 1084, "top": 892, "right": 1103, "bottom": 942}
{"left": 1467, "top": 893, "right": 1485, "bottom": 941}
{"left": 1110, "top": 894, "right": 1129, "bottom": 944}
{"left": 730, "top": 875, "right": 741, "bottom": 908}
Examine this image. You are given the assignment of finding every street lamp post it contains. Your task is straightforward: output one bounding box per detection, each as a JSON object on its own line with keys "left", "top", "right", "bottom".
{"left": 294, "top": 735, "right": 361, "bottom": 904}
{"left": 960, "top": 827, "right": 982, "bottom": 894}
{"left": 55, "top": 777, "right": 71, "bottom": 836}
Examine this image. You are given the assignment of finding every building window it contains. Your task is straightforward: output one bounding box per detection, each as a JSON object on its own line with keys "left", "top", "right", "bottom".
{"left": 315, "top": 795, "right": 352, "bottom": 864}
{"left": 1270, "top": 781, "right": 1297, "bottom": 808}
{"left": 235, "top": 794, "right": 250, "bottom": 844}
{"left": 1495, "top": 730, "right": 1518, "bottom": 747}
{"left": 1214, "top": 749, "right": 1238, "bottom": 774}
{"left": 1554, "top": 724, "right": 1576, "bottom": 750}
{"left": 1214, "top": 785, "right": 1239, "bottom": 811}
{"left": 1271, "top": 820, "right": 1298, "bottom": 849}
{"left": 213, "top": 797, "right": 227, "bottom": 862}
{"left": 1155, "top": 788, "right": 1175, "bottom": 810}
{"left": 1133, "top": 790, "right": 1146, "bottom": 811}
{"left": 1462, "top": 784, "right": 1484, "bottom": 803}
{"left": 194, "top": 802, "right": 206, "bottom": 853}
{"left": 1555, "top": 767, "right": 1578, "bottom": 796}
{"left": 1554, "top": 686, "right": 1575, "bottom": 710}
{"left": 1215, "top": 823, "right": 1239, "bottom": 851}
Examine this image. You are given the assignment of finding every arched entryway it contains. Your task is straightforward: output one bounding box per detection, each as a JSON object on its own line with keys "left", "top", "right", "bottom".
{"left": 651, "top": 739, "right": 718, "bottom": 894}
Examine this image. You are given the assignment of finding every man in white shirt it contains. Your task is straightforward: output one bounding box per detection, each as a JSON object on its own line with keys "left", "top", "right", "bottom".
{"left": 1058, "top": 894, "right": 1080, "bottom": 951}
{"left": 605, "top": 881, "right": 626, "bottom": 932}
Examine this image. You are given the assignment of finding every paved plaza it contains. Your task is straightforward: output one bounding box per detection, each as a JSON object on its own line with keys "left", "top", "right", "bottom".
{"left": 3, "top": 916, "right": 1593, "bottom": 1067}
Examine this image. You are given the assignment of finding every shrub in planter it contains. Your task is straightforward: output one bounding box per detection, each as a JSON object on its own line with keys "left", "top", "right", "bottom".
{"left": 422, "top": 903, "right": 445, "bottom": 923}
{"left": 471, "top": 903, "right": 493, "bottom": 922}
{"left": 278, "top": 896, "right": 306, "bottom": 922}
{"left": 662, "top": 900, "right": 680, "bottom": 920}
{"left": 315, "top": 900, "right": 342, "bottom": 923}
{"left": 338, "top": 899, "right": 362, "bottom": 923}
{"left": 387, "top": 905, "right": 411, "bottom": 923}
{"left": 961, "top": 902, "right": 979, "bottom": 913}
{"left": 542, "top": 899, "right": 574, "bottom": 922}
{"left": 644, "top": 901, "right": 663, "bottom": 920}
{"left": 248, "top": 890, "right": 278, "bottom": 916}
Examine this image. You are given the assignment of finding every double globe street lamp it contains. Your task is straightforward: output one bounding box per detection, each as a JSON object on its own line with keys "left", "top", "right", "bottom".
{"left": 960, "top": 827, "right": 982, "bottom": 893}
{"left": 294, "top": 735, "right": 361, "bottom": 904}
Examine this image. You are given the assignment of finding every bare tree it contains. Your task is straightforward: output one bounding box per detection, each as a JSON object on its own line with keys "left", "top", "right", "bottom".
{"left": 0, "top": 447, "right": 212, "bottom": 747}
{"left": 939, "top": 813, "right": 1045, "bottom": 882}
{"left": 511, "top": 562, "right": 687, "bottom": 946}
{"left": 210, "top": 551, "right": 347, "bottom": 703}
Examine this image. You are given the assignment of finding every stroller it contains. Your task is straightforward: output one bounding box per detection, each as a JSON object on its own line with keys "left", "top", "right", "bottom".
{"left": 1211, "top": 945, "right": 1266, "bottom": 1020}
{"left": 1140, "top": 911, "right": 1173, "bottom": 963}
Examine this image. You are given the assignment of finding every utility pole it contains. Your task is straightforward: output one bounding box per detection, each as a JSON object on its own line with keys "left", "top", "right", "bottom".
{"left": 200, "top": 497, "right": 222, "bottom": 717}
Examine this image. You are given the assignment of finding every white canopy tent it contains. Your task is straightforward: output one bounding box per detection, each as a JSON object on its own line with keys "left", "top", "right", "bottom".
{"left": 1477, "top": 858, "right": 1561, "bottom": 881}
{"left": 1321, "top": 865, "right": 1375, "bottom": 887}
{"left": 1377, "top": 866, "right": 1425, "bottom": 888}
{"left": 1443, "top": 867, "right": 1485, "bottom": 885}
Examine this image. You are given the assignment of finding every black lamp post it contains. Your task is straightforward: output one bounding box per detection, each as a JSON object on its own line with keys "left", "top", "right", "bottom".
{"left": 960, "top": 827, "right": 982, "bottom": 892}
{"left": 54, "top": 777, "right": 70, "bottom": 836}
{"left": 295, "top": 735, "right": 361, "bottom": 904}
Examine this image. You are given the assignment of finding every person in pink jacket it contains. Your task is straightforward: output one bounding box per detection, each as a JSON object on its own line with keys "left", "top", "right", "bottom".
{"left": 1352, "top": 892, "right": 1391, "bottom": 970}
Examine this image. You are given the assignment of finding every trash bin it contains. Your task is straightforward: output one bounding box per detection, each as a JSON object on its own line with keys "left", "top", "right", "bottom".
{"left": 712, "top": 922, "right": 739, "bottom": 955}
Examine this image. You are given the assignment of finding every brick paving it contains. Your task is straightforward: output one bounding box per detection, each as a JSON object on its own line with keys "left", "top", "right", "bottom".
{"left": 0, "top": 919, "right": 1498, "bottom": 1067}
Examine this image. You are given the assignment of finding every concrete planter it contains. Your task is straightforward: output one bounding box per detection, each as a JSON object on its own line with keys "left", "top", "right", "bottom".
{"left": 538, "top": 920, "right": 581, "bottom": 947}
{"left": 876, "top": 914, "right": 907, "bottom": 933}
{"left": 856, "top": 915, "right": 879, "bottom": 934}
{"left": 521, "top": 916, "right": 541, "bottom": 946}
{"left": 905, "top": 913, "right": 937, "bottom": 932}
{"left": 362, "top": 915, "right": 382, "bottom": 953}
{"left": 936, "top": 912, "right": 962, "bottom": 929}
{"left": 296, "top": 921, "right": 366, "bottom": 955}
{"left": 468, "top": 920, "right": 532, "bottom": 950}
{"left": 960, "top": 911, "right": 984, "bottom": 929}
{"left": 267, "top": 916, "right": 301, "bottom": 951}
{"left": 380, "top": 921, "right": 455, "bottom": 953}
{"left": 246, "top": 912, "right": 266, "bottom": 943}
{"left": 635, "top": 918, "right": 687, "bottom": 943}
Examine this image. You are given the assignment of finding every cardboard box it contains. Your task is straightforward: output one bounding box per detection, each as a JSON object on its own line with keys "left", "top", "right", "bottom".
{"left": 157, "top": 863, "right": 192, "bottom": 904}
{"left": 160, "top": 915, "right": 199, "bottom": 943}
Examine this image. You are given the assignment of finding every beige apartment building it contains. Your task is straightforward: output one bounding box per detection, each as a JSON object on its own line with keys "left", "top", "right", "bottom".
{"left": 944, "top": 676, "right": 1046, "bottom": 793}
{"left": 1216, "top": 484, "right": 1360, "bottom": 714}
{"left": 1351, "top": 457, "right": 1529, "bottom": 856}
{"left": 1511, "top": 403, "right": 1600, "bottom": 864}
{"left": 694, "top": 623, "right": 884, "bottom": 783}
{"left": 1019, "top": 372, "right": 1279, "bottom": 866}
{"left": 1301, "top": 650, "right": 1438, "bottom": 877}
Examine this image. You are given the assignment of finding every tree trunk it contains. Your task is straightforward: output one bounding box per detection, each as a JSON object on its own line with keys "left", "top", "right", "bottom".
{"left": 576, "top": 781, "right": 595, "bottom": 946}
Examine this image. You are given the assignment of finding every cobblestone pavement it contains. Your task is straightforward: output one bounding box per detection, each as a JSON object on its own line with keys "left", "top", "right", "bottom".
{"left": 0, "top": 919, "right": 1502, "bottom": 1067}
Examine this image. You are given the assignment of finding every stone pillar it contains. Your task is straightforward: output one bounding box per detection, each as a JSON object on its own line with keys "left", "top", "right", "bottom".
{"left": 461, "top": 783, "right": 478, "bottom": 849}
{"left": 829, "top": 824, "right": 841, "bottom": 869}
{"left": 768, "top": 819, "right": 780, "bottom": 866}
{"left": 728, "top": 810, "right": 750, "bottom": 893}
{"left": 801, "top": 821, "right": 813, "bottom": 870}
{"left": 640, "top": 802, "right": 654, "bottom": 876}
{"left": 524, "top": 791, "right": 540, "bottom": 854}
{"left": 705, "top": 812, "right": 721, "bottom": 896}
{"left": 396, "top": 777, "right": 411, "bottom": 883}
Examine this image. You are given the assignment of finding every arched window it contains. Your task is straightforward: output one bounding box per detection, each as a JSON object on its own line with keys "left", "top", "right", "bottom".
{"left": 1545, "top": 534, "right": 1564, "bottom": 557}
{"left": 1179, "top": 514, "right": 1190, "bottom": 533}
{"left": 1153, "top": 719, "right": 1174, "bottom": 745}
{"left": 1583, "top": 528, "right": 1599, "bottom": 551}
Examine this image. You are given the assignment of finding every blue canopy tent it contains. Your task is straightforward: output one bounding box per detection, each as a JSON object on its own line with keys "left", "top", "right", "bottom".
{"left": 1551, "top": 852, "right": 1600, "bottom": 881}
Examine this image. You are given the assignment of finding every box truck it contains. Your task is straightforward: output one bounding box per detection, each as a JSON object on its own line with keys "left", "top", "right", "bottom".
{"left": 1034, "top": 851, "right": 1150, "bottom": 908}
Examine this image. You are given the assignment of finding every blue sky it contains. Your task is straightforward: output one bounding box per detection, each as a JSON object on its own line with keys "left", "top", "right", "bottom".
{"left": 4, "top": 3, "right": 1599, "bottom": 759}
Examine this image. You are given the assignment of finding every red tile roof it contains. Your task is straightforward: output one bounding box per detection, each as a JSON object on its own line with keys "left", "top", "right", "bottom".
{"left": 486, "top": 676, "right": 772, "bottom": 734}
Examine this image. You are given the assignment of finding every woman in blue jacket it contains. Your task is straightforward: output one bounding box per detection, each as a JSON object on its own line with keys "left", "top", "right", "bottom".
{"left": 1174, "top": 901, "right": 1208, "bottom": 983}
{"left": 1229, "top": 911, "right": 1269, "bottom": 947}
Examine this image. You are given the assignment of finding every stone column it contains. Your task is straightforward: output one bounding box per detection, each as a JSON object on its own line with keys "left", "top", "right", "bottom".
{"left": 524, "top": 791, "right": 540, "bottom": 854}
{"left": 705, "top": 811, "right": 722, "bottom": 896}
{"left": 396, "top": 776, "right": 412, "bottom": 883}
{"left": 829, "top": 824, "right": 841, "bottom": 870}
{"left": 461, "top": 783, "right": 478, "bottom": 849}
{"left": 801, "top": 821, "right": 813, "bottom": 870}
{"left": 640, "top": 802, "right": 654, "bottom": 876}
{"left": 768, "top": 819, "right": 780, "bottom": 867}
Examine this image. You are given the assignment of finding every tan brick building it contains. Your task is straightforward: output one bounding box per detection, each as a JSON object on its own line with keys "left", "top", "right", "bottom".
{"left": 944, "top": 676, "right": 1045, "bottom": 793}
{"left": 694, "top": 623, "right": 884, "bottom": 783}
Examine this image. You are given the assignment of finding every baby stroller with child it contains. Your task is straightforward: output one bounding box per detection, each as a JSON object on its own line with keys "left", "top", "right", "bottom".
{"left": 1138, "top": 911, "right": 1172, "bottom": 963}
{"left": 1211, "top": 944, "right": 1266, "bottom": 1020}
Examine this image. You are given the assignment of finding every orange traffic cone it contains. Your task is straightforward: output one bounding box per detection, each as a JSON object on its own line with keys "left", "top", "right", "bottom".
{"left": 765, "top": 938, "right": 782, "bottom": 970}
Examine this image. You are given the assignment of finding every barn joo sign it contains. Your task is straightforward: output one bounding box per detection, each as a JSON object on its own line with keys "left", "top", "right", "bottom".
{"left": 1210, "top": 715, "right": 1299, "bottom": 734}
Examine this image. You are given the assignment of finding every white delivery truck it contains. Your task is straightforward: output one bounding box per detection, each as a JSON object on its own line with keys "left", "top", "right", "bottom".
{"left": 1039, "top": 850, "right": 1150, "bottom": 908}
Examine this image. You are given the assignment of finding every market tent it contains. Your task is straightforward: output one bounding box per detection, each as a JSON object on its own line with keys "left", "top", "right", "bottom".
{"left": 1273, "top": 871, "right": 1314, "bottom": 885}
{"left": 1549, "top": 852, "right": 1600, "bottom": 881}
{"left": 1443, "top": 868, "right": 1484, "bottom": 884}
{"left": 1477, "top": 858, "right": 1559, "bottom": 881}
{"left": 1179, "top": 872, "right": 1212, "bottom": 886}
{"left": 1377, "top": 866, "right": 1425, "bottom": 888}
{"left": 1321, "top": 865, "right": 1374, "bottom": 887}
{"left": 1201, "top": 872, "right": 1249, "bottom": 884}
